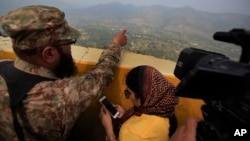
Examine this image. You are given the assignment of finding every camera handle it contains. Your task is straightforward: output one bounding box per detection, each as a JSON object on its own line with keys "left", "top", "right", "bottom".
{"left": 213, "top": 28, "right": 250, "bottom": 64}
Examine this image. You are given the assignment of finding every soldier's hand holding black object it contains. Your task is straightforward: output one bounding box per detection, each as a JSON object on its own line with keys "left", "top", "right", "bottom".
{"left": 170, "top": 117, "right": 200, "bottom": 141}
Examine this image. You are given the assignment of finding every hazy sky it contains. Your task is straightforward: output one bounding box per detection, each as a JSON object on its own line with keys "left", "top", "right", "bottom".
{"left": 62, "top": 0, "right": 250, "bottom": 15}
{"left": 1, "top": 0, "right": 250, "bottom": 16}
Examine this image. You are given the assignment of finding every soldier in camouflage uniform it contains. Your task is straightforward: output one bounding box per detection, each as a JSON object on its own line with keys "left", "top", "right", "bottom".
{"left": 0, "top": 5, "right": 127, "bottom": 141}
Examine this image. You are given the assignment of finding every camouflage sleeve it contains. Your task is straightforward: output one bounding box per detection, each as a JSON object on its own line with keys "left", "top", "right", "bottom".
{"left": 11, "top": 44, "right": 122, "bottom": 138}
{"left": 86, "top": 43, "right": 121, "bottom": 90}
{"left": 93, "top": 43, "right": 121, "bottom": 85}
{"left": 70, "top": 43, "right": 121, "bottom": 111}
{"left": 33, "top": 44, "right": 123, "bottom": 135}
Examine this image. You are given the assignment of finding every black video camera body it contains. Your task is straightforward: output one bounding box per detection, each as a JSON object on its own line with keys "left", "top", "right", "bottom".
{"left": 174, "top": 29, "right": 250, "bottom": 141}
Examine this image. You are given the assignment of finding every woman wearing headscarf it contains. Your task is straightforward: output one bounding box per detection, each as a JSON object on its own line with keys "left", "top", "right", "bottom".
{"left": 99, "top": 65, "right": 179, "bottom": 141}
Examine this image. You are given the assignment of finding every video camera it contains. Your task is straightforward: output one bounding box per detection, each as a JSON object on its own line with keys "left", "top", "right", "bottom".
{"left": 174, "top": 29, "right": 250, "bottom": 141}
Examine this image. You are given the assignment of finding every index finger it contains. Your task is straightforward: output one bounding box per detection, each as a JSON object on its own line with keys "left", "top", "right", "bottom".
{"left": 121, "top": 29, "right": 127, "bottom": 34}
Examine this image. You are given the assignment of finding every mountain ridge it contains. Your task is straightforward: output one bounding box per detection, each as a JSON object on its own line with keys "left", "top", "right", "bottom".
{"left": 65, "top": 2, "right": 249, "bottom": 61}
{"left": 1, "top": 2, "right": 249, "bottom": 61}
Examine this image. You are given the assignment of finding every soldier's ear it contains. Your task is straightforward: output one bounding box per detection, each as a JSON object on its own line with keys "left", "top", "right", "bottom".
{"left": 41, "top": 46, "right": 60, "bottom": 65}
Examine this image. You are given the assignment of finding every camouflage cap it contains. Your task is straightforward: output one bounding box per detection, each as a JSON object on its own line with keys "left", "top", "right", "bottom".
{"left": 0, "top": 5, "right": 81, "bottom": 50}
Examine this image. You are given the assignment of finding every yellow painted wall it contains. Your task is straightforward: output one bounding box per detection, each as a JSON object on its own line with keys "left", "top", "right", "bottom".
{"left": 0, "top": 49, "right": 204, "bottom": 141}
{"left": 76, "top": 58, "right": 204, "bottom": 122}
{"left": 0, "top": 49, "right": 204, "bottom": 124}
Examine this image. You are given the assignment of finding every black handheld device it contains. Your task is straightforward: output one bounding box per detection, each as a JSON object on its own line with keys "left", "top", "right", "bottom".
{"left": 99, "top": 96, "right": 119, "bottom": 119}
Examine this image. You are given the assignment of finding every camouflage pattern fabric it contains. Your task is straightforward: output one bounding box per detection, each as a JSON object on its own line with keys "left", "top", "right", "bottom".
{"left": 0, "top": 42, "right": 121, "bottom": 140}
{"left": 0, "top": 5, "right": 80, "bottom": 50}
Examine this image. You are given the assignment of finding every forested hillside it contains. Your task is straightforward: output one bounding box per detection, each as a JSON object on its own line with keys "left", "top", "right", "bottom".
{"left": 1, "top": 2, "right": 250, "bottom": 62}
{"left": 66, "top": 2, "right": 250, "bottom": 61}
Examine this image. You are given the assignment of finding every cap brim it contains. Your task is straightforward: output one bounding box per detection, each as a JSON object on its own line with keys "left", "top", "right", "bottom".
{"left": 60, "top": 26, "right": 81, "bottom": 40}
{"left": 0, "top": 26, "right": 9, "bottom": 37}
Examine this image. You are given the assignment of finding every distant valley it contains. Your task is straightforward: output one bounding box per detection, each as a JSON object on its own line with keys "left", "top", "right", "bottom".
{"left": 1, "top": 2, "right": 250, "bottom": 62}
{"left": 65, "top": 2, "right": 250, "bottom": 62}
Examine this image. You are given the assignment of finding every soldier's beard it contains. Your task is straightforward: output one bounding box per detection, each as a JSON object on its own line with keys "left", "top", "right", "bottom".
{"left": 54, "top": 49, "right": 77, "bottom": 78}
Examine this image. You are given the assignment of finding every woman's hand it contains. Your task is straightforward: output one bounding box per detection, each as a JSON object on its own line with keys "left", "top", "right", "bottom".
{"left": 113, "top": 104, "right": 126, "bottom": 118}
{"left": 99, "top": 106, "right": 113, "bottom": 130}
{"left": 99, "top": 106, "right": 116, "bottom": 140}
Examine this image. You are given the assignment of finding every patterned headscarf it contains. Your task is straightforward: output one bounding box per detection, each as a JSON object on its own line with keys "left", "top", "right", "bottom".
{"left": 119, "top": 65, "right": 179, "bottom": 126}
